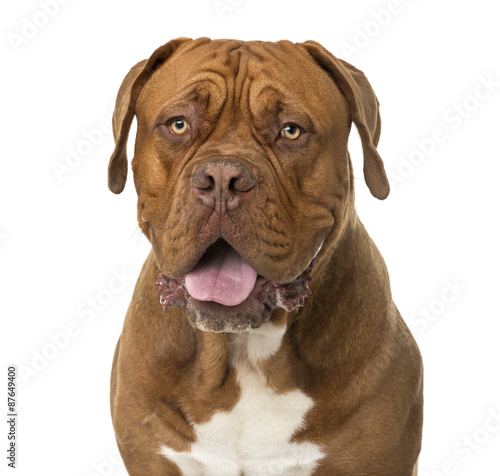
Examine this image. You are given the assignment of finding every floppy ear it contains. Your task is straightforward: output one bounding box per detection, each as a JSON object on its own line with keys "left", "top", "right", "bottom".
{"left": 108, "top": 38, "right": 192, "bottom": 194}
{"left": 300, "top": 41, "right": 390, "bottom": 200}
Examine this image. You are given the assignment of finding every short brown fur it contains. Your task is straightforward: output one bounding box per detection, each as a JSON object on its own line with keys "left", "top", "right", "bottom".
{"left": 109, "top": 38, "right": 422, "bottom": 475}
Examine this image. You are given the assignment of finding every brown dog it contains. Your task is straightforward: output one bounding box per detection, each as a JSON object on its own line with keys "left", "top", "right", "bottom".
{"left": 108, "top": 38, "right": 423, "bottom": 475}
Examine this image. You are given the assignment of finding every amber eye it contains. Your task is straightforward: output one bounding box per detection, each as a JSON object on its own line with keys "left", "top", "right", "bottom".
{"left": 169, "top": 119, "right": 189, "bottom": 135}
{"left": 281, "top": 124, "right": 302, "bottom": 140}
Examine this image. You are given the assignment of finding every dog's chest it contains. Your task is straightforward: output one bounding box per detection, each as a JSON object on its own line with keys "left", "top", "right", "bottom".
{"left": 159, "top": 323, "right": 323, "bottom": 475}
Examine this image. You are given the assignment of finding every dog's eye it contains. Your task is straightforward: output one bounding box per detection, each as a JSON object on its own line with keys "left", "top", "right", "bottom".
{"left": 169, "top": 119, "right": 189, "bottom": 135}
{"left": 281, "top": 124, "right": 302, "bottom": 140}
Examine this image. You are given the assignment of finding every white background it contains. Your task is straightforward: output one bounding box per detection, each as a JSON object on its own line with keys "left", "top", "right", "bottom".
{"left": 1, "top": 1, "right": 499, "bottom": 475}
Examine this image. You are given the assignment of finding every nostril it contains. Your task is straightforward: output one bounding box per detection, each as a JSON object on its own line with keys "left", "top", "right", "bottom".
{"left": 203, "top": 175, "right": 215, "bottom": 191}
{"left": 193, "top": 174, "right": 215, "bottom": 191}
{"left": 230, "top": 175, "right": 256, "bottom": 194}
{"left": 229, "top": 177, "right": 238, "bottom": 192}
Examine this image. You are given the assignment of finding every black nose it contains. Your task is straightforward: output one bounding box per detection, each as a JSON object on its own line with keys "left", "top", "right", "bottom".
{"left": 191, "top": 161, "right": 256, "bottom": 212}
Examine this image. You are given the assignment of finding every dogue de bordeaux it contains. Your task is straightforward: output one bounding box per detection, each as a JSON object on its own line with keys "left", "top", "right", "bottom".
{"left": 108, "top": 37, "right": 423, "bottom": 476}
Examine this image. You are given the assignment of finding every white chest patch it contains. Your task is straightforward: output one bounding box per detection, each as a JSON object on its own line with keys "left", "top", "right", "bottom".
{"left": 159, "top": 322, "right": 324, "bottom": 475}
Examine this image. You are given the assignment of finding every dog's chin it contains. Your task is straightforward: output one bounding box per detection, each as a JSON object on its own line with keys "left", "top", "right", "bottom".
{"left": 186, "top": 296, "right": 271, "bottom": 333}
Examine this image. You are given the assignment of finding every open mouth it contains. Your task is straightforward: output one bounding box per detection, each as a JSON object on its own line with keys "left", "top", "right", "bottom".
{"left": 185, "top": 239, "right": 258, "bottom": 307}
{"left": 155, "top": 239, "right": 314, "bottom": 332}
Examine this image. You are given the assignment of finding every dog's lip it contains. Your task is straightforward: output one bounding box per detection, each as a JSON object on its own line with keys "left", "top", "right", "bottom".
{"left": 187, "top": 293, "right": 263, "bottom": 312}
{"left": 179, "top": 239, "right": 261, "bottom": 283}
{"left": 185, "top": 238, "right": 322, "bottom": 280}
{"left": 155, "top": 244, "right": 317, "bottom": 314}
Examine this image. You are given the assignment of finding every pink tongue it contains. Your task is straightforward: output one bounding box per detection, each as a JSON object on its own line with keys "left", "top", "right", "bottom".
{"left": 185, "top": 243, "right": 258, "bottom": 306}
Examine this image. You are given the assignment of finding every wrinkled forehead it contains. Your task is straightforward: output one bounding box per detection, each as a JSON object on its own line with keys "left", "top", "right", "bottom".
{"left": 137, "top": 39, "right": 348, "bottom": 125}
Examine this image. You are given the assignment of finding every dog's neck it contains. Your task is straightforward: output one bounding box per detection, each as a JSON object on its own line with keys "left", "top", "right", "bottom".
{"left": 289, "top": 212, "right": 394, "bottom": 370}
{"left": 314, "top": 211, "right": 391, "bottom": 300}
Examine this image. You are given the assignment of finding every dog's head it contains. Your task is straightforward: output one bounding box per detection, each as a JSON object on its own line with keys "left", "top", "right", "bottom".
{"left": 108, "top": 38, "right": 389, "bottom": 332}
